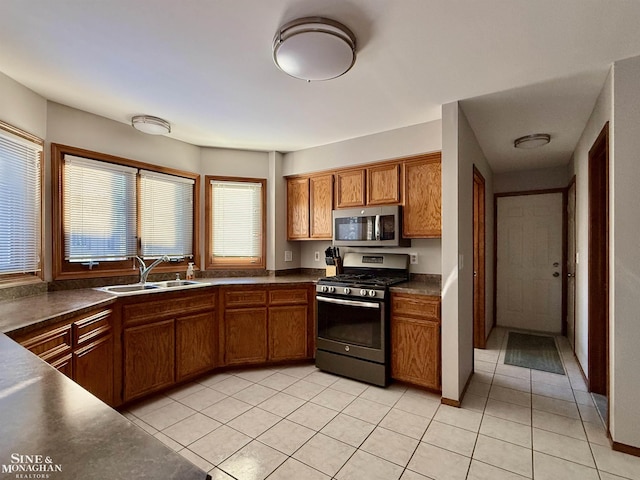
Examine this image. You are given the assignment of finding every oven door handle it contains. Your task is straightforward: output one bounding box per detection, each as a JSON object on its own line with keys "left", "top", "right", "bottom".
{"left": 316, "top": 296, "right": 381, "bottom": 309}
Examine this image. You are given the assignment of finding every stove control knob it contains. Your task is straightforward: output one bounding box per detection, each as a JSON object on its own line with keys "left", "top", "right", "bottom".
{"left": 369, "top": 290, "right": 376, "bottom": 297}
{"left": 328, "top": 286, "right": 335, "bottom": 293}
{"left": 360, "top": 289, "right": 368, "bottom": 296}
{"left": 321, "top": 286, "right": 328, "bottom": 293}
{"left": 344, "top": 287, "right": 351, "bottom": 295}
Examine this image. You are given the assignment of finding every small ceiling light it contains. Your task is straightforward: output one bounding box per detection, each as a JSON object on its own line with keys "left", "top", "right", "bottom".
{"left": 273, "top": 16, "right": 357, "bottom": 82}
{"left": 131, "top": 115, "right": 171, "bottom": 135}
{"left": 514, "top": 133, "right": 551, "bottom": 149}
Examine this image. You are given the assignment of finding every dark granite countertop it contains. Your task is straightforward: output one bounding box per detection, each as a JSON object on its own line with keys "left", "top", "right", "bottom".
{"left": 390, "top": 278, "right": 442, "bottom": 296}
{"left": 0, "top": 289, "right": 117, "bottom": 335}
{"left": 0, "top": 333, "right": 208, "bottom": 480}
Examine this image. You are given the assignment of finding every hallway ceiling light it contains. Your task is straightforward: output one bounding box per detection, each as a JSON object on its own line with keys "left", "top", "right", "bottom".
{"left": 273, "top": 17, "right": 357, "bottom": 82}
{"left": 514, "top": 133, "right": 551, "bottom": 149}
{"left": 131, "top": 115, "right": 171, "bottom": 135}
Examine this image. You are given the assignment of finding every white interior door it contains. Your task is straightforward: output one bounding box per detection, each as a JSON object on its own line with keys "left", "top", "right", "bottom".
{"left": 496, "top": 193, "right": 563, "bottom": 333}
{"left": 567, "top": 182, "right": 576, "bottom": 348}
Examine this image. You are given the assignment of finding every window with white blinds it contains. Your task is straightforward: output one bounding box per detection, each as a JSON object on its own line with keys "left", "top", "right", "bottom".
{"left": 140, "top": 170, "right": 194, "bottom": 259}
{"left": 63, "top": 155, "right": 137, "bottom": 262}
{"left": 208, "top": 178, "right": 265, "bottom": 267}
{"left": 0, "top": 127, "right": 42, "bottom": 276}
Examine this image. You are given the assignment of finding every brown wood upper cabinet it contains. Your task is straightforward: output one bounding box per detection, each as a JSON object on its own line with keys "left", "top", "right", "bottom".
{"left": 286, "top": 174, "right": 333, "bottom": 240}
{"left": 367, "top": 162, "right": 401, "bottom": 205}
{"left": 403, "top": 153, "right": 442, "bottom": 238}
{"left": 335, "top": 168, "right": 366, "bottom": 208}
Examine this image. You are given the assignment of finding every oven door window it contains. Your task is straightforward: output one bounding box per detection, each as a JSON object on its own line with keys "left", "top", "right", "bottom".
{"left": 317, "top": 297, "right": 382, "bottom": 349}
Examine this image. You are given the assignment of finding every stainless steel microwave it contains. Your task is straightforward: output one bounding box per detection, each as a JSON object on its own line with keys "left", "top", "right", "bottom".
{"left": 332, "top": 205, "right": 410, "bottom": 247}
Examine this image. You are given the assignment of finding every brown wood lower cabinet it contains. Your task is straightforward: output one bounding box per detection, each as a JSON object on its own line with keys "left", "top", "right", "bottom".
{"left": 9, "top": 306, "right": 115, "bottom": 405}
{"left": 220, "top": 285, "right": 314, "bottom": 367}
{"left": 123, "top": 319, "right": 175, "bottom": 401}
{"left": 176, "top": 312, "right": 217, "bottom": 382}
{"left": 269, "top": 305, "right": 308, "bottom": 361}
{"left": 74, "top": 334, "right": 114, "bottom": 404}
{"left": 223, "top": 307, "right": 268, "bottom": 365}
{"left": 391, "top": 293, "right": 441, "bottom": 391}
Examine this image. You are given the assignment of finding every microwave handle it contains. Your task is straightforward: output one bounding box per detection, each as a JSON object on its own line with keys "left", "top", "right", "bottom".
{"left": 374, "top": 215, "right": 381, "bottom": 240}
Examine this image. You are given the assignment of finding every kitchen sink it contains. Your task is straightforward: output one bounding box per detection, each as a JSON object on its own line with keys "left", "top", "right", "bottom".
{"left": 98, "top": 279, "right": 207, "bottom": 296}
{"left": 102, "top": 284, "right": 160, "bottom": 293}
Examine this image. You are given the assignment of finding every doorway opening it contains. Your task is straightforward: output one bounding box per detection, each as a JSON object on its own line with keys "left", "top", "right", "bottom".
{"left": 587, "top": 123, "right": 609, "bottom": 411}
{"left": 473, "top": 166, "right": 486, "bottom": 348}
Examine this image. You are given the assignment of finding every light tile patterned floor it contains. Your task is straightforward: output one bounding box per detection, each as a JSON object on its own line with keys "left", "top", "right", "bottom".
{"left": 121, "top": 328, "right": 640, "bottom": 479}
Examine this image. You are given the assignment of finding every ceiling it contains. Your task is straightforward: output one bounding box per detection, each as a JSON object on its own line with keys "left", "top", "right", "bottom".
{"left": 1, "top": 1, "right": 640, "bottom": 172}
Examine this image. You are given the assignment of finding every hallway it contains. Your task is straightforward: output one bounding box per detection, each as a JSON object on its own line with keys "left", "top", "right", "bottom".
{"left": 470, "top": 327, "right": 639, "bottom": 479}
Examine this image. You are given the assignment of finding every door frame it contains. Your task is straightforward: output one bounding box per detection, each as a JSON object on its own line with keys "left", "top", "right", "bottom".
{"left": 566, "top": 176, "right": 577, "bottom": 346}
{"left": 493, "top": 188, "right": 568, "bottom": 331}
{"left": 473, "top": 166, "right": 486, "bottom": 348}
{"left": 587, "top": 122, "right": 609, "bottom": 399}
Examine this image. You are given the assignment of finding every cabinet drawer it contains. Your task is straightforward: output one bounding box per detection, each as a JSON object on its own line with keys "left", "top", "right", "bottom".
{"left": 269, "top": 288, "right": 308, "bottom": 305}
{"left": 73, "top": 308, "right": 112, "bottom": 346}
{"left": 224, "top": 289, "right": 267, "bottom": 308}
{"left": 20, "top": 324, "right": 72, "bottom": 362}
{"left": 391, "top": 294, "right": 440, "bottom": 321}
{"left": 123, "top": 293, "right": 215, "bottom": 326}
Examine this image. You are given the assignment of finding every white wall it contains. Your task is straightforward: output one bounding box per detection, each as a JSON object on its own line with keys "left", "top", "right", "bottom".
{"left": 441, "top": 102, "right": 495, "bottom": 401}
{"left": 282, "top": 121, "right": 442, "bottom": 177}
{"left": 283, "top": 119, "right": 443, "bottom": 274}
{"left": 0, "top": 72, "right": 47, "bottom": 139}
{"left": 570, "top": 69, "right": 613, "bottom": 376}
{"left": 610, "top": 55, "right": 640, "bottom": 449}
{"left": 493, "top": 165, "right": 571, "bottom": 193}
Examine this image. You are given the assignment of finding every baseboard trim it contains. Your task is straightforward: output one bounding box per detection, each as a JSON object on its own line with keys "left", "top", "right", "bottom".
{"left": 441, "top": 397, "right": 460, "bottom": 407}
{"left": 612, "top": 441, "right": 640, "bottom": 458}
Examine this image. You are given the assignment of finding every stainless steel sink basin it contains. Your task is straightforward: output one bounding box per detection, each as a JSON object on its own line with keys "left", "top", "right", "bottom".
{"left": 152, "top": 280, "right": 201, "bottom": 288}
{"left": 98, "top": 279, "right": 207, "bottom": 296}
{"left": 102, "top": 284, "right": 160, "bottom": 293}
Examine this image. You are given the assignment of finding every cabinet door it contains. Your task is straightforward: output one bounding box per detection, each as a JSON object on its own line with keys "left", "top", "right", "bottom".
{"left": 123, "top": 319, "right": 175, "bottom": 402}
{"left": 367, "top": 163, "right": 401, "bottom": 205}
{"left": 50, "top": 353, "right": 74, "bottom": 379}
{"left": 335, "top": 168, "right": 366, "bottom": 208}
{"left": 269, "top": 305, "right": 308, "bottom": 361}
{"left": 287, "top": 177, "right": 310, "bottom": 239}
{"left": 391, "top": 316, "right": 440, "bottom": 390}
{"left": 224, "top": 308, "right": 268, "bottom": 365}
{"left": 310, "top": 174, "right": 333, "bottom": 239}
{"left": 403, "top": 156, "right": 441, "bottom": 238}
{"left": 176, "top": 312, "right": 216, "bottom": 382}
{"left": 74, "top": 335, "right": 114, "bottom": 405}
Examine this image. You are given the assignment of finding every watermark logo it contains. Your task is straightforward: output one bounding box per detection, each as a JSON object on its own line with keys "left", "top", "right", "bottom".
{"left": 1, "top": 453, "right": 62, "bottom": 479}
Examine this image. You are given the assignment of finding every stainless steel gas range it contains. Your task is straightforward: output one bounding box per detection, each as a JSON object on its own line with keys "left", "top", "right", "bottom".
{"left": 315, "top": 252, "right": 409, "bottom": 387}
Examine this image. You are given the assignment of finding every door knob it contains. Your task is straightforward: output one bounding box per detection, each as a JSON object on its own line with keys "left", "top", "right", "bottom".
{"left": 553, "top": 272, "right": 560, "bottom": 277}
{"left": 567, "top": 273, "right": 575, "bottom": 278}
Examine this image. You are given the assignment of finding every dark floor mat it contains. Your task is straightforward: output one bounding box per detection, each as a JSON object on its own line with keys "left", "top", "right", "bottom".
{"left": 504, "top": 332, "right": 565, "bottom": 375}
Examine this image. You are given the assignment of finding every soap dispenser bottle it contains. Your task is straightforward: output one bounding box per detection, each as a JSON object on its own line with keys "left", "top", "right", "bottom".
{"left": 186, "top": 262, "right": 195, "bottom": 280}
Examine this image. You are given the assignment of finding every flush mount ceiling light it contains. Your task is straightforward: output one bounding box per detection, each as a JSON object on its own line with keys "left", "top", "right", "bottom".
{"left": 273, "top": 16, "right": 357, "bottom": 82}
{"left": 131, "top": 115, "right": 171, "bottom": 135}
{"left": 514, "top": 133, "right": 551, "bottom": 149}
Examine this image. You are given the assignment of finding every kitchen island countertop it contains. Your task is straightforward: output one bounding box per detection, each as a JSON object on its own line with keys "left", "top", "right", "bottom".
{"left": 0, "top": 332, "right": 209, "bottom": 480}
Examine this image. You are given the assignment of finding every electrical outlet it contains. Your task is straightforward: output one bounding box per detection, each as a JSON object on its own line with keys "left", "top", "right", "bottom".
{"left": 284, "top": 250, "right": 292, "bottom": 262}
{"left": 410, "top": 253, "right": 418, "bottom": 265}
{"left": 314, "top": 251, "right": 320, "bottom": 262}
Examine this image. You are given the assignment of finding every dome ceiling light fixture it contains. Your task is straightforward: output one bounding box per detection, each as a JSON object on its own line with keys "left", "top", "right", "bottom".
{"left": 272, "top": 16, "right": 357, "bottom": 82}
{"left": 514, "top": 133, "right": 551, "bottom": 149}
{"left": 131, "top": 115, "right": 171, "bottom": 135}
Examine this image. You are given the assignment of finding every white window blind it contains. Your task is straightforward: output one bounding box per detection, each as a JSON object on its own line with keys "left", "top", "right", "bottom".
{"left": 0, "top": 130, "right": 42, "bottom": 275}
{"left": 210, "top": 180, "right": 263, "bottom": 262}
{"left": 140, "top": 170, "right": 194, "bottom": 258}
{"left": 63, "top": 155, "right": 137, "bottom": 262}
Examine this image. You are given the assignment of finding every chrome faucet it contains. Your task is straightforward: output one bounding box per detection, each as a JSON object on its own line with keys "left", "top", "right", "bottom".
{"left": 135, "top": 255, "right": 170, "bottom": 284}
